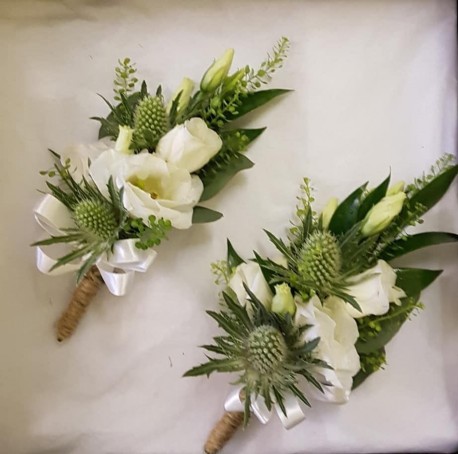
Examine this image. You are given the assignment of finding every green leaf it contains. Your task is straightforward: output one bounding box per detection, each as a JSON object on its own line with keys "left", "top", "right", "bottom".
{"left": 356, "top": 301, "right": 414, "bottom": 355}
{"left": 263, "top": 230, "right": 295, "bottom": 262}
{"left": 409, "top": 165, "right": 458, "bottom": 214}
{"left": 329, "top": 182, "right": 368, "bottom": 235}
{"left": 395, "top": 267, "right": 443, "bottom": 296}
{"left": 237, "top": 127, "right": 266, "bottom": 143}
{"left": 183, "top": 358, "right": 242, "bottom": 377}
{"left": 225, "top": 89, "right": 291, "bottom": 120}
{"left": 199, "top": 152, "right": 254, "bottom": 202}
{"left": 357, "top": 173, "right": 390, "bottom": 221}
{"left": 381, "top": 231, "right": 458, "bottom": 260}
{"left": 192, "top": 206, "right": 223, "bottom": 224}
{"left": 32, "top": 233, "right": 84, "bottom": 247}
{"left": 252, "top": 252, "right": 278, "bottom": 292}
{"left": 227, "top": 239, "right": 245, "bottom": 270}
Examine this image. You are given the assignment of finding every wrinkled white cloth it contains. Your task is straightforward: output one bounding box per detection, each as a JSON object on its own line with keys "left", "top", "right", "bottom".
{"left": 0, "top": 1, "right": 457, "bottom": 453}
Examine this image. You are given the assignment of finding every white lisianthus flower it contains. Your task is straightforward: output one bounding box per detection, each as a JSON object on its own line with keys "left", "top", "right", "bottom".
{"left": 296, "top": 295, "right": 360, "bottom": 403}
{"left": 60, "top": 138, "right": 114, "bottom": 181}
{"left": 344, "top": 260, "right": 406, "bottom": 318}
{"left": 156, "top": 118, "right": 222, "bottom": 173}
{"left": 89, "top": 149, "right": 203, "bottom": 229}
{"left": 228, "top": 262, "right": 273, "bottom": 309}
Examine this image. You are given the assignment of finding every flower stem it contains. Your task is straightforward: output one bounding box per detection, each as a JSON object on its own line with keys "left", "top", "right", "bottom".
{"left": 204, "top": 411, "right": 244, "bottom": 454}
{"left": 55, "top": 266, "right": 104, "bottom": 342}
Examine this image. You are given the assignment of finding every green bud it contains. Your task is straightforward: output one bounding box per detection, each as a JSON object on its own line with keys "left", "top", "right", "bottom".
{"left": 200, "top": 48, "right": 234, "bottom": 92}
{"left": 115, "top": 125, "right": 134, "bottom": 154}
{"left": 321, "top": 197, "right": 339, "bottom": 229}
{"left": 361, "top": 192, "right": 407, "bottom": 236}
{"left": 271, "top": 283, "right": 296, "bottom": 315}
{"left": 222, "top": 68, "right": 245, "bottom": 93}
{"left": 167, "top": 77, "right": 195, "bottom": 114}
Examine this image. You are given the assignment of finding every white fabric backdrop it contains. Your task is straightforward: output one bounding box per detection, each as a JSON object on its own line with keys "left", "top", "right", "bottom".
{"left": 0, "top": 1, "right": 457, "bottom": 453}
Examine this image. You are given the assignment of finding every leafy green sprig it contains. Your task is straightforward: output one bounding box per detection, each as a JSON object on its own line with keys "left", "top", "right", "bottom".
{"left": 113, "top": 57, "right": 139, "bottom": 102}
{"left": 122, "top": 216, "right": 172, "bottom": 250}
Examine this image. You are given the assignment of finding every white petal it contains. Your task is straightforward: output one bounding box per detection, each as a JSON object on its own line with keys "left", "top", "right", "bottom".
{"left": 156, "top": 118, "right": 222, "bottom": 173}
{"left": 227, "top": 262, "right": 272, "bottom": 308}
{"left": 296, "top": 296, "right": 360, "bottom": 404}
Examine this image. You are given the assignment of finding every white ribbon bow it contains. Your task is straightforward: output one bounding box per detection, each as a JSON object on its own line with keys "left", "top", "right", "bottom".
{"left": 224, "top": 386, "right": 305, "bottom": 429}
{"left": 34, "top": 194, "right": 157, "bottom": 296}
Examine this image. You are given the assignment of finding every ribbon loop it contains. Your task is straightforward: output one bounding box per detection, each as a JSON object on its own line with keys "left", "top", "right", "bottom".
{"left": 34, "top": 195, "right": 157, "bottom": 295}
{"left": 224, "top": 386, "right": 306, "bottom": 429}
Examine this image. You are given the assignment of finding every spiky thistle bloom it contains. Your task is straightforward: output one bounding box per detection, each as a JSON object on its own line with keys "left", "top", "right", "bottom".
{"left": 184, "top": 285, "right": 326, "bottom": 424}
{"left": 34, "top": 157, "right": 127, "bottom": 281}
{"left": 297, "top": 231, "right": 342, "bottom": 291}
{"left": 134, "top": 95, "right": 167, "bottom": 148}
{"left": 74, "top": 199, "right": 118, "bottom": 241}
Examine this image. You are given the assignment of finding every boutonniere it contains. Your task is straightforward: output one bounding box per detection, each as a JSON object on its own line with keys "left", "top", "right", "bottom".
{"left": 185, "top": 155, "right": 458, "bottom": 454}
{"left": 33, "top": 38, "right": 290, "bottom": 342}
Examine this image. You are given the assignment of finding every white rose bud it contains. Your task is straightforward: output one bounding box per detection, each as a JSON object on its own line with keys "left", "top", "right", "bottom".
{"left": 200, "top": 48, "right": 234, "bottom": 92}
{"left": 361, "top": 192, "right": 406, "bottom": 236}
{"left": 115, "top": 125, "right": 134, "bottom": 154}
{"left": 321, "top": 197, "right": 339, "bottom": 229}
{"left": 167, "top": 77, "right": 195, "bottom": 114}
{"left": 271, "top": 283, "right": 296, "bottom": 315}
{"left": 156, "top": 117, "right": 222, "bottom": 173}
{"left": 386, "top": 180, "right": 405, "bottom": 196}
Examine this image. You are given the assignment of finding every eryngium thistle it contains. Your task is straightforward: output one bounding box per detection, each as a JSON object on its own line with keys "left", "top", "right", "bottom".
{"left": 184, "top": 285, "right": 325, "bottom": 423}
{"left": 298, "top": 231, "right": 341, "bottom": 290}
{"left": 74, "top": 199, "right": 117, "bottom": 241}
{"left": 247, "top": 325, "right": 287, "bottom": 375}
{"left": 134, "top": 95, "right": 167, "bottom": 144}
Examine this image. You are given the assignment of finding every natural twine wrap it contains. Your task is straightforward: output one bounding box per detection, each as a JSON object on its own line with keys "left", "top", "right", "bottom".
{"left": 204, "top": 411, "right": 244, "bottom": 454}
{"left": 55, "top": 266, "right": 104, "bottom": 342}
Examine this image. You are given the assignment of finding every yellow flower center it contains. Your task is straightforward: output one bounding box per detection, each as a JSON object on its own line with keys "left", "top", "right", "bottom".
{"left": 128, "top": 175, "right": 162, "bottom": 200}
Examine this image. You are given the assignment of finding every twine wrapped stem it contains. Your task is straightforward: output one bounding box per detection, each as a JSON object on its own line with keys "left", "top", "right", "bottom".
{"left": 55, "top": 266, "right": 104, "bottom": 342}
{"left": 204, "top": 411, "right": 244, "bottom": 454}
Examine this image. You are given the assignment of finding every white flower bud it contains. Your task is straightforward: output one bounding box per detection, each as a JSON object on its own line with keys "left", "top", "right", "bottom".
{"left": 386, "top": 180, "right": 405, "bottom": 196}
{"left": 200, "top": 49, "right": 234, "bottom": 92}
{"left": 321, "top": 197, "right": 339, "bottom": 229}
{"left": 167, "top": 77, "right": 195, "bottom": 114}
{"left": 271, "top": 283, "right": 296, "bottom": 315}
{"left": 361, "top": 192, "right": 406, "bottom": 236}
{"left": 115, "top": 125, "right": 134, "bottom": 154}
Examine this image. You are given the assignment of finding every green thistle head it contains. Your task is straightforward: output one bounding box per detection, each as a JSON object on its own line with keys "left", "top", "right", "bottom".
{"left": 298, "top": 231, "right": 342, "bottom": 290}
{"left": 184, "top": 285, "right": 324, "bottom": 423}
{"left": 247, "top": 325, "right": 287, "bottom": 375}
{"left": 134, "top": 95, "right": 167, "bottom": 146}
{"left": 74, "top": 199, "right": 118, "bottom": 241}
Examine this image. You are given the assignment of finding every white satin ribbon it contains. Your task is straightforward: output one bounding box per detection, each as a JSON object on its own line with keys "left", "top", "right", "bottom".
{"left": 34, "top": 194, "right": 157, "bottom": 296}
{"left": 224, "top": 386, "right": 305, "bottom": 429}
